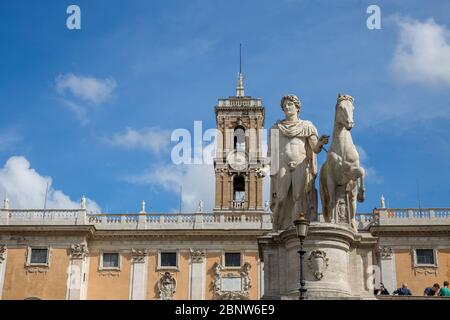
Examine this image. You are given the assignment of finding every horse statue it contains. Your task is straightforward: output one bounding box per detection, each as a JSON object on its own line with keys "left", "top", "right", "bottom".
{"left": 319, "top": 94, "right": 365, "bottom": 231}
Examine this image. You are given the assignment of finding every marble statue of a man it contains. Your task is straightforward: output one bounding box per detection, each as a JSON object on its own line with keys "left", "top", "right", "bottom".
{"left": 259, "top": 95, "right": 329, "bottom": 230}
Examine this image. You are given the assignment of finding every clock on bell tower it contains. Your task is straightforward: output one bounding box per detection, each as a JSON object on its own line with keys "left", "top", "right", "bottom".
{"left": 213, "top": 70, "right": 266, "bottom": 213}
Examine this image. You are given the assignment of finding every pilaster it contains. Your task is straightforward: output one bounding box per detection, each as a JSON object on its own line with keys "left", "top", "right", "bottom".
{"left": 67, "top": 244, "right": 89, "bottom": 300}
{"left": 378, "top": 246, "right": 397, "bottom": 294}
{"left": 189, "top": 249, "right": 206, "bottom": 300}
{"left": 130, "top": 248, "right": 148, "bottom": 300}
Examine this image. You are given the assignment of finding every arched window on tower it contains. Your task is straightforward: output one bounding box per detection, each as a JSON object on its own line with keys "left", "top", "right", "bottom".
{"left": 233, "top": 175, "right": 245, "bottom": 209}
{"left": 234, "top": 126, "right": 246, "bottom": 152}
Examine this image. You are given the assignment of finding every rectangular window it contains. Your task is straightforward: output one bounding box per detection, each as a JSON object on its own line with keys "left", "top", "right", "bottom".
{"left": 30, "top": 249, "right": 48, "bottom": 264}
{"left": 102, "top": 253, "right": 119, "bottom": 268}
{"left": 416, "top": 249, "right": 435, "bottom": 265}
{"left": 225, "top": 252, "right": 241, "bottom": 267}
{"left": 160, "top": 252, "right": 177, "bottom": 267}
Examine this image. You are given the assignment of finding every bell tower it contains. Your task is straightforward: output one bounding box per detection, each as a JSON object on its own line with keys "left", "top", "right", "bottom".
{"left": 213, "top": 66, "right": 265, "bottom": 213}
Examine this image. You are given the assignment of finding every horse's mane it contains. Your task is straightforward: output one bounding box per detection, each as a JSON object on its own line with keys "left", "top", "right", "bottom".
{"left": 336, "top": 94, "right": 354, "bottom": 106}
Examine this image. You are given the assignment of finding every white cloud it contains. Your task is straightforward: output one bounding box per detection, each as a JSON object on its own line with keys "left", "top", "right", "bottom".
{"left": 55, "top": 73, "right": 116, "bottom": 104}
{"left": 392, "top": 17, "right": 450, "bottom": 86}
{"left": 102, "top": 127, "right": 171, "bottom": 154}
{"left": 123, "top": 139, "right": 216, "bottom": 212}
{"left": 54, "top": 74, "right": 117, "bottom": 124}
{"left": 58, "top": 98, "right": 89, "bottom": 125}
{"left": 123, "top": 135, "right": 271, "bottom": 212}
{"left": 124, "top": 163, "right": 215, "bottom": 212}
{"left": 356, "top": 145, "right": 383, "bottom": 184}
{"left": 356, "top": 145, "right": 367, "bottom": 162}
{"left": 0, "top": 130, "right": 21, "bottom": 151}
{"left": 0, "top": 156, "right": 100, "bottom": 212}
{"left": 364, "top": 166, "right": 383, "bottom": 184}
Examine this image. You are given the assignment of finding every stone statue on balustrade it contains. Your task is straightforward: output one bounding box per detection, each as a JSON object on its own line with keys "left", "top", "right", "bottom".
{"left": 257, "top": 94, "right": 329, "bottom": 230}
{"left": 319, "top": 94, "right": 365, "bottom": 231}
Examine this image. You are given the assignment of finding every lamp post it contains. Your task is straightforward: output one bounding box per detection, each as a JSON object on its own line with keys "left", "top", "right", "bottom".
{"left": 294, "top": 213, "right": 310, "bottom": 300}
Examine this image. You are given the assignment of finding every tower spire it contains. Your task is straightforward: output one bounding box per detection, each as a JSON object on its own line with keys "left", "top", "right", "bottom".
{"left": 236, "top": 43, "right": 245, "bottom": 97}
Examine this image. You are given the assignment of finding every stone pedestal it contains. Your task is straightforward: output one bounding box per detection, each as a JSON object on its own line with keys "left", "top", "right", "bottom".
{"left": 258, "top": 223, "right": 376, "bottom": 299}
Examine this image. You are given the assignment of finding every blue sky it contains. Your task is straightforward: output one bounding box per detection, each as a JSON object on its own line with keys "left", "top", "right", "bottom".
{"left": 0, "top": 0, "right": 450, "bottom": 213}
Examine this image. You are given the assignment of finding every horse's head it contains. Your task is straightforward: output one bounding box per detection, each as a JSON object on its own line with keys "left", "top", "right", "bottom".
{"left": 335, "top": 93, "right": 355, "bottom": 130}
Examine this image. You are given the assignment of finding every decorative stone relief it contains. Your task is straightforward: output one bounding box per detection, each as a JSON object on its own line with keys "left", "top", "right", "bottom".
{"left": 0, "top": 245, "right": 6, "bottom": 263}
{"left": 190, "top": 249, "right": 205, "bottom": 263}
{"left": 158, "top": 271, "right": 176, "bottom": 300}
{"left": 307, "top": 250, "right": 329, "bottom": 280}
{"left": 216, "top": 291, "right": 250, "bottom": 300}
{"left": 25, "top": 267, "right": 49, "bottom": 274}
{"left": 211, "top": 262, "right": 251, "bottom": 300}
{"left": 212, "top": 262, "right": 222, "bottom": 295}
{"left": 413, "top": 267, "right": 438, "bottom": 276}
{"left": 336, "top": 198, "right": 349, "bottom": 223}
{"left": 377, "top": 246, "right": 393, "bottom": 259}
{"left": 70, "top": 244, "right": 88, "bottom": 259}
{"left": 98, "top": 270, "right": 120, "bottom": 277}
{"left": 215, "top": 168, "right": 225, "bottom": 176}
{"left": 240, "top": 262, "right": 252, "bottom": 294}
{"left": 131, "top": 248, "right": 147, "bottom": 263}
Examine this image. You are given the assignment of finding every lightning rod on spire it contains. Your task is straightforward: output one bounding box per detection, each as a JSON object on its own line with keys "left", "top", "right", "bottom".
{"left": 236, "top": 43, "right": 245, "bottom": 97}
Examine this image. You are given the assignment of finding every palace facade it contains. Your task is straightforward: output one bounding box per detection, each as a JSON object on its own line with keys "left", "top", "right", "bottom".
{"left": 0, "top": 75, "right": 449, "bottom": 300}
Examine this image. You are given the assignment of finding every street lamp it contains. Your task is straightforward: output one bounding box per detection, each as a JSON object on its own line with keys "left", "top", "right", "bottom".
{"left": 294, "top": 213, "right": 310, "bottom": 300}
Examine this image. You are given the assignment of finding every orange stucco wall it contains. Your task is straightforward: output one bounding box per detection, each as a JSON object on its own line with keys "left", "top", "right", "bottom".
{"left": 395, "top": 249, "right": 450, "bottom": 295}
{"left": 146, "top": 251, "right": 157, "bottom": 299}
{"left": 175, "top": 252, "right": 190, "bottom": 300}
{"left": 245, "top": 252, "right": 260, "bottom": 300}
{"left": 87, "top": 251, "right": 131, "bottom": 300}
{"left": 2, "top": 247, "right": 68, "bottom": 300}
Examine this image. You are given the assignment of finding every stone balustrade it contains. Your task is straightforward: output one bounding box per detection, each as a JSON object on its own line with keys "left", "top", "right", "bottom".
{"left": 355, "top": 212, "right": 375, "bottom": 229}
{"left": 0, "top": 209, "right": 88, "bottom": 225}
{"left": 316, "top": 212, "right": 375, "bottom": 230}
{"left": 217, "top": 98, "right": 262, "bottom": 108}
{"left": 232, "top": 200, "right": 245, "bottom": 209}
{"left": 314, "top": 208, "right": 450, "bottom": 229}
{"left": 376, "top": 208, "right": 450, "bottom": 225}
{"left": 2, "top": 208, "right": 448, "bottom": 230}
{"left": 0, "top": 209, "right": 272, "bottom": 230}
